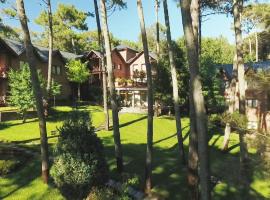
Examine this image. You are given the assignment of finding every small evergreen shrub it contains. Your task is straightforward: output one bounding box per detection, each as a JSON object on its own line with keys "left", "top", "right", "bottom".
{"left": 87, "top": 187, "right": 115, "bottom": 200}
{"left": 0, "top": 159, "right": 19, "bottom": 176}
{"left": 220, "top": 111, "right": 248, "bottom": 130}
{"left": 50, "top": 111, "right": 108, "bottom": 199}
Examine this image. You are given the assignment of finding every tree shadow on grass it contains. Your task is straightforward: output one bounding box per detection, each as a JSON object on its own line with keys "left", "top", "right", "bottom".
{"left": 12, "top": 135, "right": 59, "bottom": 145}
{"left": 101, "top": 128, "right": 269, "bottom": 199}
{"left": 153, "top": 125, "right": 189, "bottom": 145}
{"left": 0, "top": 143, "right": 59, "bottom": 199}
{"left": 0, "top": 119, "right": 39, "bottom": 131}
{"left": 104, "top": 115, "right": 148, "bottom": 131}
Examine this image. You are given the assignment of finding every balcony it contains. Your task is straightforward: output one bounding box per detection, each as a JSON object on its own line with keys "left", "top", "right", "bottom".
{"left": 115, "top": 78, "right": 147, "bottom": 88}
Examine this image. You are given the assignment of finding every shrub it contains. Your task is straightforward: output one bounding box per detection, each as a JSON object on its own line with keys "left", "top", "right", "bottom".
{"left": 87, "top": 187, "right": 114, "bottom": 200}
{"left": 220, "top": 111, "right": 248, "bottom": 130}
{"left": 8, "top": 63, "right": 45, "bottom": 122}
{"left": 0, "top": 159, "right": 20, "bottom": 176}
{"left": 50, "top": 111, "right": 108, "bottom": 199}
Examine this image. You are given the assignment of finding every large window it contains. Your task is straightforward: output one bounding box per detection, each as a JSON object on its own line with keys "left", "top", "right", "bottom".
{"left": 246, "top": 99, "right": 258, "bottom": 108}
{"left": 52, "top": 66, "right": 61, "bottom": 75}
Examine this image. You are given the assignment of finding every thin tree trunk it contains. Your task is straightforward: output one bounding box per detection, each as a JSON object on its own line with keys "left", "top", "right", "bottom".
{"left": 71, "top": 37, "right": 76, "bottom": 54}
{"left": 94, "top": 0, "right": 109, "bottom": 130}
{"left": 179, "top": 0, "right": 211, "bottom": 199}
{"left": 189, "top": 0, "right": 200, "bottom": 199}
{"left": 137, "top": 0, "right": 154, "bottom": 194}
{"left": 100, "top": 0, "right": 123, "bottom": 172}
{"left": 191, "top": 0, "right": 199, "bottom": 53}
{"left": 155, "top": 0, "right": 160, "bottom": 57}
{"left": 154, "top": 0, "right": 160, "bottom": 117}
{"left": 222, "top": 54, "right": 237, "bottom": 151}
{"left": 233, "top": 0, "right": 249, "bottom": 198}
{"left": 46, "top": 0, "right": 53, "bottom": 94}
{"left": 163, "top": 0, "right": 185, "bottom": 164}
{"left": 188, "top": 84, "right": 199, "bottom": 200}
{"left": 255, "top": 32, "right": 258, "bottom": 62}
{"left": 198, "top": 4, "right": 202, "bottom": 59}
{"left": 78, "top": 83, "right": 80, "bottom": 101}
{"left": 222, "top": 123, "right": 231, "bottom": 150}
{"left": 248, "top": 37, "right": 252, "bottom": 56}
{"left": 16, "top": 0, "right": 49, "bottom": 184}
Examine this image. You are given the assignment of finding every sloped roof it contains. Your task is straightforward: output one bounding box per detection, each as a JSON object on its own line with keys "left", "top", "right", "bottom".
{"left": 219, "top": 60, "right": 270, "bottom": 78}
{"left": 127, "top": 51, "right": 157, "bottom": 65}
{"left": 0, "top": 37, "right": 80, "bottom": 62}
{"left": 85, "top": 50, "right": 102, "bottom": 58}
{"left": 113, "top": 44, "right": 139, "bottom": 52}
{"left": 60, "top": 51, "right": 82, "bottom": 60}
{"left": 2, "top": 38, "right": 25, "bottom": 55}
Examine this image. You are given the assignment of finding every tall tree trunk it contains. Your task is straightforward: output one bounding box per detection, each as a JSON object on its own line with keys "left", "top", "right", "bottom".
{"left": 248, "top": 37, "right": 252, "bottom": 56}
{"left": 155, "top": 0, "right": 160, "bottom": 57}
{"left": 16, "top": 0, "right": 49, "bottom": 184}
{"left": 222, "top": 54, "right": 237, "bottom": 151}
{"left": 255, "top": 32, "right": 258, "bottom": 62}
{"left": 137, "top": 0, "right": 154, "bottom": 194}
{"left": 188, "top": 94, "right": 199, "bottom": 200}
{"left": 78, "top": 83, "right": 80, "bottom": 101}
{"left": 233, "top": 0, "right": 249, "bottom": 198}
{"left": 179, "top": 0, "right": 211, "bottom": 199}
{"left": 46, "top": 0, "right": 53, "bottom": 94}
{"left": 154, "top": 0, "right": 160, "bottom": 117}
{"left": 100, "top": 0, "right": 123, "bottom": 173}
{"left": 163, "top": 0, "right": 185, "bottom": 164}
{"left": 94, "top": 0, "right": 109, "bottom": 130}
{"left": 189, "top": 0, "right": 200, "bottom": 199}
{"left": 198, "top": 4, "right": 202, "bottom": 59}
{"left": 71, "top": 37, "right": 76, "bottom": 54}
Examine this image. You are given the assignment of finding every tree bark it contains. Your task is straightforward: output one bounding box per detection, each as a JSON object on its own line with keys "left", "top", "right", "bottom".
{"left": 179, "top": 0, "right": 211, "bottom": 199}
{"left": 155, "top": 0, "right": 160, "bottom": 57}
{"left": 46, "top": 0, "right": 53, "bottom": 94}
{"left": 188, "top": 1, "right": 200, "bottom": 198}
{"left": 222, "top": 54, "right": 237, "bottom": 151}
{"left": 163, "top": 0, "right": 185, "bottom": 164}
{"left": 188, "top": 86, "right": 199, "bottom": 200}
{"left": 255, "top": 31, "right": 258, "bottom": 62}
{"left": 233, "top": 0, "right": 249, "bottom": 198}
{"left": 94, "top": 0, "right": 109, "bottom": 130}
{"left": 16, "top": 0, "right": 49, "bottom": 184}
{"left": 137, "top": 0, "right": 154, "bottom": 194}
{"left": 78, "top": 83, "right": 80, "bottom": 101}
{"left": 100, "top": 0, "right": 123, "bottom": 173}
{"left": 248, "top": 37, "right": 252, "bottom": 56}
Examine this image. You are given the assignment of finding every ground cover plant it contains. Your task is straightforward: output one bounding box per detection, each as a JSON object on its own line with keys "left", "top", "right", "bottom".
{"left": 0, "top": 105, "right": 269, "bottom": 199}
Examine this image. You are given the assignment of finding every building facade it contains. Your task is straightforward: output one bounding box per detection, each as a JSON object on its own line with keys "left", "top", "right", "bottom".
{"left": 84, "top": 45, "right": 157, "bottom": 108}
{"left": 0, "top": 38, "right": 79, "bottom": 105}
{"left": 220, "top": 61, "right": 270, "bottom": 132}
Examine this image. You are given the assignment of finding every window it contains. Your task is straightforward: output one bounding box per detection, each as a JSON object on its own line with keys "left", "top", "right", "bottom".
{"left": 141, "top": 64, "right": 146, "bottom": 71}
{"left": 246, "top": 99, "right": 257, "bottom": 108}
{"left": 117, "top": 64, "right": 122, "bottom": 70}
{"left": 225, "top": 81, "right": 230, "bottom": 89}
{"left": 113, "top": 63, "right": 116, "bottom": 69}
{"left": 132, "top": 64, "right": 139, "bottom": 71}
{"left": 52, "top": 66, "right": 61, "bottom": 75}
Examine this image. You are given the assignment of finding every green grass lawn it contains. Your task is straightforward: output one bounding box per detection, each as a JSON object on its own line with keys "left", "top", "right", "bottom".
{"left": 0, "top": 105, "right": 269, "bottom": 200}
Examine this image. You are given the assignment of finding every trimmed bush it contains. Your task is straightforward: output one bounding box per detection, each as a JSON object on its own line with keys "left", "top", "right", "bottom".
{"left": 50, "top": 111, "right": 108, "bottom": 199}
{"left": 0, "top": 159, "right": 20, "bottom": 176}
{"left": 87, "top": 187, "right": 114, "bottom": 200}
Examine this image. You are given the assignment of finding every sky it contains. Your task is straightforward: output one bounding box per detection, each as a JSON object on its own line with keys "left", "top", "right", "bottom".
{"left": 0, "top": 0, "right": 252, "bottom": 44}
